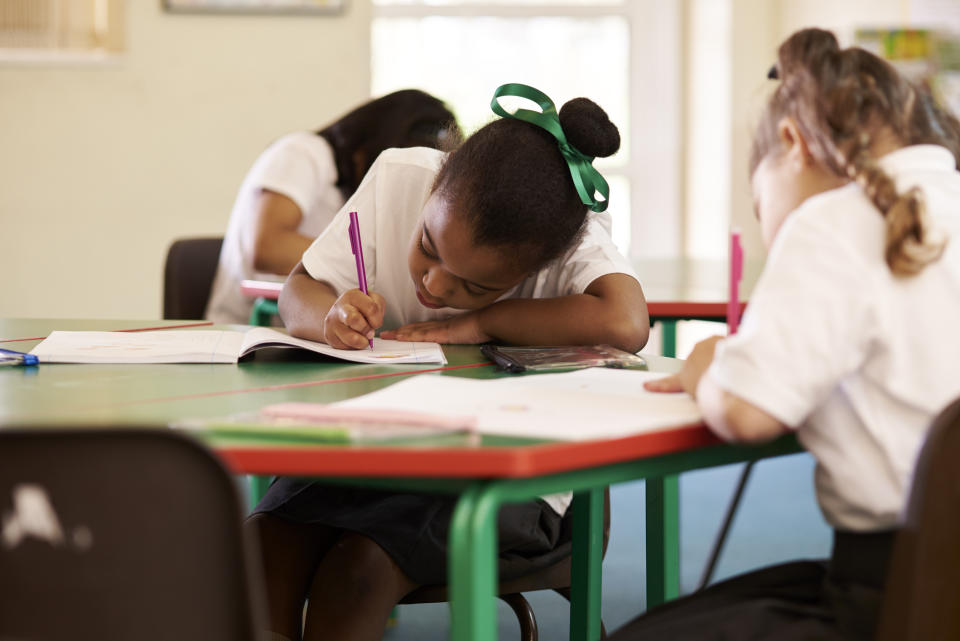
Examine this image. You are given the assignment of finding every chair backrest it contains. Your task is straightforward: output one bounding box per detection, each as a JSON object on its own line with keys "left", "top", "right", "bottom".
{"left": 875, "top": 395, "right": 960, "bottom": 641}
{"left": 0, "top": 429, "right": 263, "bottom": 641}
{"left": 163, "top": 237, "right": 224, "bottom": 320}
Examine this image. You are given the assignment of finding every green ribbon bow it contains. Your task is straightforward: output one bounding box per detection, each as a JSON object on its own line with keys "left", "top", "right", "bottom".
{"left": 490, "top": 82, "right": 610, "bottom": 213}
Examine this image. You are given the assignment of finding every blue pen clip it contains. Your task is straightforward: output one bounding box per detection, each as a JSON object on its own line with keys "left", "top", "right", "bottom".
{"left": 0, "top": 347, "right": 39, "bottom": 366}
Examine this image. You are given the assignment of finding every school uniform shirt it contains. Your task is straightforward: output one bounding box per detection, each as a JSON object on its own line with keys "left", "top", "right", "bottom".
{"left": 301, "top": 145, "right": 641, "bottom": 516}
{"left": 205, "top": 132, "right": 345, "bottom": 325}
{"left": 708, "top": 144, "right": 960, "bottom": 532}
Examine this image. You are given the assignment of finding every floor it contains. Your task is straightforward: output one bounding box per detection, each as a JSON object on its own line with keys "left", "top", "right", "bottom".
{"left": 382, "top": 452, "right": 832, "bottom": 640}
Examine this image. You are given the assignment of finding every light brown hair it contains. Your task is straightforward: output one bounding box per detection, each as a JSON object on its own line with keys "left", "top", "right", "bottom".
{"left": 751, "top": 28, "right": 960, "bottom": 276}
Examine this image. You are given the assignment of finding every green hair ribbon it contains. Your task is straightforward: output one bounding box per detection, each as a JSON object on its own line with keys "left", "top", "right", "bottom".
{"left": 490, "top": 83, "right": 610, "bottom": 213}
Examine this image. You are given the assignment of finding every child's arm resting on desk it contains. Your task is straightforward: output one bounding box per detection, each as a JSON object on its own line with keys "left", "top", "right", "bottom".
{"left": 382, "top": 273, "right": 649, "bottom": 354}
{"left": 644, "top": 336, "right": 789, "bottom": 443}
{"left": 279, "top": 262, "right": 386, "bottom": 350}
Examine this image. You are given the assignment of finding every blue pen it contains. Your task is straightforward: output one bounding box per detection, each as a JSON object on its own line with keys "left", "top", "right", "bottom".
{"left": 0, "top": 348, "right": 39, "bottom": 366}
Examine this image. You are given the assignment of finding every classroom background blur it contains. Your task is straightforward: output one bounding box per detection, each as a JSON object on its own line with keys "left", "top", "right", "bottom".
{"left": 2, "top": 0, "right": 958, "bottom": 347}
{"left": 3, "top": 2, "right": 958, "bottom": 639}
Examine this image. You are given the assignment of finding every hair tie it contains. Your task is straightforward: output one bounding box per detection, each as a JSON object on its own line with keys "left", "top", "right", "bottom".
{"left": 490, "top": 83, "right": 610, "bottom": 213}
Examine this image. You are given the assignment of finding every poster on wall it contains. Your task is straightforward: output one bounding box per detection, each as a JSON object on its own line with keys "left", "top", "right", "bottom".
{"left": 163, "top": 0, "right": 345, "bottom": 13}
{"left": 855, "top": 27, "right": 960, "bottom": 116}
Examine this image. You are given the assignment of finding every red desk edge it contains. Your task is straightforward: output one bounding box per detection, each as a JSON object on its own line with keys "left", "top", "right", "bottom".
{"left": 217, "top": 421, "right": 721, "bottom": 479}
{"left": 647, "top": 301, "right": 746, "bottom": 319}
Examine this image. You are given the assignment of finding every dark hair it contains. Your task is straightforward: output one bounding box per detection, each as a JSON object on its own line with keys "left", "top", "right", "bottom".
{"left": 752, "top": 28, "right": 959, "bottom": 276}
{"left": 432, "top": 96, "right": 620, "bottom": 271}
{"left": 318, "top": 89, "right": 461, "bottom": 199}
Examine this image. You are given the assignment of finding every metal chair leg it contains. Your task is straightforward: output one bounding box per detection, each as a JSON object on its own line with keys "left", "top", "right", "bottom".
{"left": 696, "top": 460, "right": 756, "bottom": 592}
{"left": 500, "top": 593, "right": 538, "bottom": 641}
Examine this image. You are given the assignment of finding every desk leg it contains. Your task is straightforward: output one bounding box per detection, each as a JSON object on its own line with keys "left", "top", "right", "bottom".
{"left": 249, "top": 297, "right": 279, "bottom": 326}
{"left": 450, "top": 484, "right": 499, "bottom": 641}
{"left": 660, "top": 320, "right": 678, "bottom": 358}
{"left": 645, "top": 475, "right": 679, "bottom": 608}
{"left": 248, "top": 475, "right": 272, "bottom": 512}
{"left": 570, "top": 488, "right": 604, "bottom": 641}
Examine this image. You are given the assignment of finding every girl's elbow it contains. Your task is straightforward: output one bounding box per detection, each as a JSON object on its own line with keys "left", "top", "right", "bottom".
{"left": 720, "top": 396, "right": 787, "bottom": 443}
{"left": 605, "top": 315, "right": 649, "bottom": 354}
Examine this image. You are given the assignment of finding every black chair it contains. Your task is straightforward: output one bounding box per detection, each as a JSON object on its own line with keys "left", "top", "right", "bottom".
{"left": 0, "top": 428, "right": 264, "bottom": 641}
{"left": 875, "top": 395, "right": 960, "bottom": 641}
{"left": 163, "top": 237, "right": 224, "bottom": 320}
{"left": 400, "top": 488, "right": 611, "bottom": 641}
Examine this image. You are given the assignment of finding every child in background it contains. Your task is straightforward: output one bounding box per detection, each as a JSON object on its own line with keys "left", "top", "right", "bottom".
{"left": 610, "top": 28, "right": 960, "bottom": 641}
{"left": 250, "top": 83, "right": 648, "bottom": 641}
{"left": 205, "top": 90, "right": 459, "bottom": 325}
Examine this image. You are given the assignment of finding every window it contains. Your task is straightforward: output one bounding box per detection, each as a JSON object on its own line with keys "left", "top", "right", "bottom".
{"left": 371, "top": 0, "right": 682, "bottom": 260}
{"left": 0, "top": 0, "right": 124, "bottom": 60}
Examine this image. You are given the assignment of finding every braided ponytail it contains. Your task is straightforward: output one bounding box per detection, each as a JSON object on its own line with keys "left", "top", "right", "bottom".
{"left": 753, "top": 28, "right": 950, "bottom": 277}
{"left": 844, "top": 145, "right": 946, "bottom": 276}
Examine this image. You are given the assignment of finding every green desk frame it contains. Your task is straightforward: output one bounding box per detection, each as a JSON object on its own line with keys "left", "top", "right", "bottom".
{"left": 443, "top": 436, "right": 798, "bottom": 640}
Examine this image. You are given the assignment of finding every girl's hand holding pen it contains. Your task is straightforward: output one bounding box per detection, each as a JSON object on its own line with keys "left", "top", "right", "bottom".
{"left": 323, "top": 288, "right": 386, "bottom": 350}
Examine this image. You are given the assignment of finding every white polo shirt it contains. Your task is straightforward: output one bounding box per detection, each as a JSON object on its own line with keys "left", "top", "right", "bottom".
{"left": 708, "top": 145, "right": 960, "bottom": 531}
{"left": 206, "top": 132, "right": 346, "bottom": 325}
{"left": 301, "top": 146, "right": 639, "bottom": 331}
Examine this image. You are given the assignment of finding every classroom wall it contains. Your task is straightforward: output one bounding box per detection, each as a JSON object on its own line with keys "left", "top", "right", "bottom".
{"left": 680, "top": 0, "right": 907, "bottom": 291}
{"left": 0, "top": 0, "right": 916, "bottom": 320}
{"left": 0, "top": 2, "right": 371, "bottom": 319}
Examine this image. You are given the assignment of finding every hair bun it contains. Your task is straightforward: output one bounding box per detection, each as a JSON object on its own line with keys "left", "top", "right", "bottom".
{"left": 558, "top": 97, "right": 620, "bottom": 159}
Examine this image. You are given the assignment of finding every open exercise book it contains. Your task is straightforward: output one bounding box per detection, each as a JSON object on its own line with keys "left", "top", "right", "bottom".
{"left": 27, "top": 328, "right": 446, "bottom": 365}
{"left": 180, "top": 368, "right": 702, "bottom": 443}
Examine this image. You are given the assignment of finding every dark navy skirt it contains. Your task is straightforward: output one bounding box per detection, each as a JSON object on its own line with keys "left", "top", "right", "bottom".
{"left": 606, "top": 529, "right": 896, "bottom": 641}
{"left": 252, "top": 477, "right": 572, "bottom": 585}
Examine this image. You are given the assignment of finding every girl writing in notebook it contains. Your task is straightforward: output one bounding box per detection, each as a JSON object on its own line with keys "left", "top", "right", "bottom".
{"left": 251, "top": 84, "right": 648, "bottom": 641}
{"left": 610, "top": 28, "right": 960, "bottom": 641}
{"left": 278, "top": 84, "right": 648, "bottom": 353}
{"left": 205, "top": 90, "right": 459, "bottom": 325}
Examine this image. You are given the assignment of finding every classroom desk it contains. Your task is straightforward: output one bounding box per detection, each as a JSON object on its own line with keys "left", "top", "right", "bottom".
{"left": 0, "top": 318, "right": 798, "bottom": 641}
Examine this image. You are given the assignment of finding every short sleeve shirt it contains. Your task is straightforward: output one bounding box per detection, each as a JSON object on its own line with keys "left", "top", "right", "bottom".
{"left": 707, "top": 145, "right": 960, "bottom": 531}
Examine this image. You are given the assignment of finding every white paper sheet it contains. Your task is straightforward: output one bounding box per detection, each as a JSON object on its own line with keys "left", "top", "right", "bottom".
{"left": 335, "top": 368, "right": 702, "bottom": 441}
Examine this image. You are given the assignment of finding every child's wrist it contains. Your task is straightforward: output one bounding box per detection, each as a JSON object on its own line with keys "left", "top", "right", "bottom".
{"left": 474, "top": 303, "right": 502, "bottom": 342}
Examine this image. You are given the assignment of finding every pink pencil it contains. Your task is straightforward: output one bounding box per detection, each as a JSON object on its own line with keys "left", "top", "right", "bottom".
{"left": 348, "top": 211, "right": 373, "bottom": 349}
{"left": 727, "top": 229, "right": 743, "bottom": 335}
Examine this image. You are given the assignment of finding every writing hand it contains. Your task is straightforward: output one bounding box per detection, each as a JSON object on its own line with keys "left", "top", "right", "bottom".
{"left": 323, "top": 289, "right": 386, "bottom": 350}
